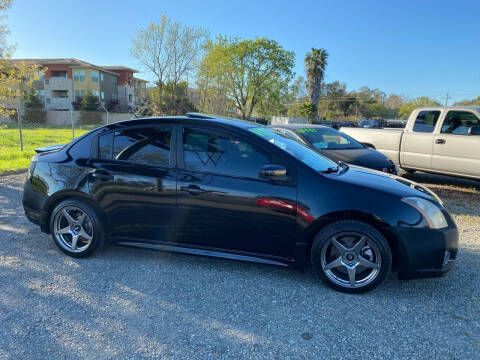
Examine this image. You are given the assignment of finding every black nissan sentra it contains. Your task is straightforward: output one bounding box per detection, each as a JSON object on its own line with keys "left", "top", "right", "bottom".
{"left": 23, "top": 113, "right": 458, "bottom": 293}
{"left": 270, "top": 124, "right": 397, "bottom": 174}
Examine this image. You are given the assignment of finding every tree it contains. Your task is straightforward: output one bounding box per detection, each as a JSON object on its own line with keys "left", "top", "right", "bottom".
{"left": 304, "top": 48, "right": 328, "bottom": 119}
{"left": 398, "top": 96, "right": 440, "bottom": 119}
{"left": 289, "top": 76, "right": 308, "bottom": 103}
{"left": 454, "top": 96, "right": 480, "bottom": 106}
{"left": 79, "top": 90, "right": 102, "bottom": 125}
{"left": 23, "top": 87, "right": 46, "bottom": 123}
{"left": 298, "top": 102, "right": 316, "bottom": 122}
{"left": 0, "top": 0, "right": 40, "bottom": 118}
{"left": 384, "top": 94, "right": 405, "bottom": 110}
{"left": 198, "top": 37, "right": 295, "bottom": 119}
{"left": 131, "top": 15, "right": 207, "bottom": 115}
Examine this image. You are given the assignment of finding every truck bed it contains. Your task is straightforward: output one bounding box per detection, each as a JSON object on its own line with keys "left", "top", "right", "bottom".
{"left": 340, "top": 127, "right": 403, "bottom": 164}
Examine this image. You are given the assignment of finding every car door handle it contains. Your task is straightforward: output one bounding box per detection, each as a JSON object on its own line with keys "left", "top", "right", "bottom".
{"left": 180, "top": 185, "right": 204, "bottom": 196}
{"left": 435, "top": 139, "right": 446, "bottom": 144}
{"left": 89, "top": 170, "right": 114, "bottom": 181}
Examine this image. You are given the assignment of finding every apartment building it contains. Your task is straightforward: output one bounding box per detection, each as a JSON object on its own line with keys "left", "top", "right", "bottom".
{"left": 101, "top": 66, "right": 148, "bottom": 107}
{"left": 10, "top": 58, "right": 148, "bottom": 110}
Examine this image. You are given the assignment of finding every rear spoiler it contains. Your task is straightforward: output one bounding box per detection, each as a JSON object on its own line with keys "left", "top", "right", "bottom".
{"left": 34, "top": 144, "right": 65, "bottom": 153}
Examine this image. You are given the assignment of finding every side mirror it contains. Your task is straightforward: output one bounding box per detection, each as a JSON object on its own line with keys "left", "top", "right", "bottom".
{"left": 468, "top": 126, "right": 480, "bottom": 136}
{"left": 259, "top": 164, "right": 287, "bottom": 180}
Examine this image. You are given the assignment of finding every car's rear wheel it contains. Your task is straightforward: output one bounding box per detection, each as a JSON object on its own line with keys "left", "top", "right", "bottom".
{"left": 311, "top": 220, "right": 392, "bottom": 293}
{"left": 50, "top": 199, "right": 104, "bottom": 258}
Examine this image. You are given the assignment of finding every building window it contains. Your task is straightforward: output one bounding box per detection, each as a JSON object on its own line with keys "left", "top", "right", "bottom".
{"left": 93, "top": 90, "right": 100, "bottom": 98}
{"left": 52, "top": 90, "right": 69, "bottom": 98}
{"left": 100, "top": 73, "right": 104, "bottom": 81}
{"left": 112, "top": 77, "right": 117, "bottom": 86}
{"left": 46, "top": 98, "right": 51, "bottom": 104}
{"left": 101, "top": 91, "right": 105, "bottom": 100}
{"left": 128, "top": 94, "right": 132, "bottom": 102}
{"left": 112, "top": 93, "right": 118, "bottom": 101}
{"left": 75, "top": 89, "right": 85, "bottom": 100}
{"left": 91, "top": 70, "right": 99, "bottom": 82}
{"left": 73, "top": 70, "right": 85, "bottom": 81}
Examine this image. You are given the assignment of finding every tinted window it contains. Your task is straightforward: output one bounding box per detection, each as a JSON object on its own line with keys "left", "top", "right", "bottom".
{"left": 413, "top": 111, "right": 441, "bottom": 133}
{"left": 272, "top": 128, "right": 305, "bottom": 143}
{"left": 248, "top": 127, "right": 336, "bottom": 172}
{"left": 98, "top": 132, "right": 113, "bottom": 159}
{"left": 441, "top": 111, "right": 480, "bottom": 135}
{"left": 111, "top": 127, "right": 171, "bottom": 166}
{"left": 295, "top": 127, "right": 364, "bottom": 150}
{"left": 183, "top": 128, "right": 270, "bottom": 179}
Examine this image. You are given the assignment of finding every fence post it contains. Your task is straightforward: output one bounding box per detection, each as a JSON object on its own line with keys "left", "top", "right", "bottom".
{"left": 17, "top": 107, "right": 23, "bottom": 152}
{"left": 70, "top": 109, "right": 74, "bottom": 140}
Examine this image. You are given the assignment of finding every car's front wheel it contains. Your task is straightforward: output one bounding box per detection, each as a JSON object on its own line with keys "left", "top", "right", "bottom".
{"left": 311, "top": 220, "right": 392, "bottom": 293}
{"left": 50, "top": 199, "right": 105, "bottom": 258}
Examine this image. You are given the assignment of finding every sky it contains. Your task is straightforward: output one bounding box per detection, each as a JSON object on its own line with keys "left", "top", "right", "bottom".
{"left": 6, "top": 0, "right": 480, "bottom": 104}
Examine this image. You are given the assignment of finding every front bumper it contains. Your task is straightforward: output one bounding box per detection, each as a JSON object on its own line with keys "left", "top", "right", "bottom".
{"left": 387, "top": 222, "right": 458, "bottom": 280}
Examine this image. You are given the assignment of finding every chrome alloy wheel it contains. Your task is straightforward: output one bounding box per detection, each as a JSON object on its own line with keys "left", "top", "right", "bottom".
{"left": 320, "top": 232, "right": 382, "bottom": 289}
{"left": 53, "top": 206, "right": 93, "bottom": 253}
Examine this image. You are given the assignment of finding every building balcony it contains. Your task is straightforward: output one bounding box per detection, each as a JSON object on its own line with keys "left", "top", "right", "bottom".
{"left": 45, "top": 77, "right": 72, "bottom": 91}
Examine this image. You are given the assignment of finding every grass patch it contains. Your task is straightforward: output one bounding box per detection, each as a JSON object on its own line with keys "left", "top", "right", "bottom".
{"left": 0, "top": 124, "right": 96, "bottom": 173}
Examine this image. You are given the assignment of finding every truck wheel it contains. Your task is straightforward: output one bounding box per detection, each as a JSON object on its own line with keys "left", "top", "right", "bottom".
{"left": 311, "top": 220, "right": 392, "bottom": 293}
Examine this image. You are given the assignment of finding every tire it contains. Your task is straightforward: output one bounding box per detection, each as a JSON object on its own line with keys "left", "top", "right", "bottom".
{"left": 49, "top": 199, "right": 105, "bottom": 258}
{"left": 311, "top": 220, "right": 392, "bottom": 293}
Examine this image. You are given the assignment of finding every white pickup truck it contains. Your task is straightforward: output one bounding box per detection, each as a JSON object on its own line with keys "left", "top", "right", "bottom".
{"left": 341, "top": 106, "right": 480, "bottom": 180}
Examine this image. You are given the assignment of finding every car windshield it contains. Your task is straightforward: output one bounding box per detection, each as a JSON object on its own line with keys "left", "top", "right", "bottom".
{"left": 248, "top": 127, "right": 337, "bottom": 172}
{"left": 295, "top": 127, "right": 364, "bottom": 150}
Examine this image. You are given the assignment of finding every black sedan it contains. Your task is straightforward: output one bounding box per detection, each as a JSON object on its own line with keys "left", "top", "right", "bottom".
{"left": 270, "top": 124, "right": 397, "bottom": 174}
{"left": 23, "top": 113, "right": 458, "bottom": 293}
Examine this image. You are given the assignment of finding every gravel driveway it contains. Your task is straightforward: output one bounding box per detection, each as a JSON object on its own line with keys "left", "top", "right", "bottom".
{"left": 1, "top": 172, "right": 479, "bottom": 359}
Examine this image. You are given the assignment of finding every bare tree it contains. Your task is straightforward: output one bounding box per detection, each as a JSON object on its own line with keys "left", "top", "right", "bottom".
{"left": 131, "top": 15, "right": 207, "bottom": 115}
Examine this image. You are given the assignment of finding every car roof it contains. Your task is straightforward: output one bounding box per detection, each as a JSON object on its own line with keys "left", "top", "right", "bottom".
{"left": 109, "top": 113, "right": 259, "bottom": 130}
{"left": 270, "top": 124, "right": 330, "bottom": 130}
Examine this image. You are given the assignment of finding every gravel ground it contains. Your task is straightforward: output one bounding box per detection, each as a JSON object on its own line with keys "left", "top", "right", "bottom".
{"left": 1, "top": 172, "right": 479, "bottom": 359}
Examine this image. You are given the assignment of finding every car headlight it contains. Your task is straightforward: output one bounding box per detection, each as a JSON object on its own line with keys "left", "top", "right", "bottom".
{"left": 402, "top": 197, "right": 448, "bottom": 229}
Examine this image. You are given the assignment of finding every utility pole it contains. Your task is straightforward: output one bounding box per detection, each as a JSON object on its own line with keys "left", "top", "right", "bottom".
{"left": 444, "top": 91, "right": 451, "bottom": 107}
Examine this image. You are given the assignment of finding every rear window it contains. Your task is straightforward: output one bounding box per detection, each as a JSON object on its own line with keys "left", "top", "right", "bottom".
{"left": 98, "top": 127, "right": 171, "bottom": 166}
{"left": 413, "top": 111, "right": 441, "bottom": 133}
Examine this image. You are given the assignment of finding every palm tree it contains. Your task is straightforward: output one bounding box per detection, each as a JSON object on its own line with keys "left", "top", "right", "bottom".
{"left": 304, "top": 48, "right": 328, "bottom": 119}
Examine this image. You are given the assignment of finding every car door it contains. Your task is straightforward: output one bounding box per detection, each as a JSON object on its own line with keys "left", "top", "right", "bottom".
{"left": 175, "top": 126, "right": 297, "bottom": 260}
{"left": 88, "top": 125, "right": 178, "bottom": 242}
{"left": 432, "top": 110, "right": 480, "bottom": 178}
{"left": 400, "top": 110, "right": 441, "bottom": 170}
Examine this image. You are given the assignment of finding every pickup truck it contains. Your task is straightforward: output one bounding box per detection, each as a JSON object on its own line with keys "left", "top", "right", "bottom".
{"left": 341, "top": 106, "right": 480, "bottom": 180}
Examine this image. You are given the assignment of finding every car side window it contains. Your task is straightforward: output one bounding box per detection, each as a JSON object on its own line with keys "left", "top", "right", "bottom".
{"left": 441, "top": 111, "right": 480, "bottom": 135}
{"left": 413, "top": 111, "right": 441, "bottom": 133}
{"left": 98, "top": 127, "right": 171, "bottom": 166}
{"left": 183, "top": 128, "right": 270, "bottom": 179}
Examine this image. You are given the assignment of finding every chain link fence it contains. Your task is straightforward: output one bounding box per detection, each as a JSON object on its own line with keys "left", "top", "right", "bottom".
{"left": 0, "top": 109, "right": 136, "bottom": 173}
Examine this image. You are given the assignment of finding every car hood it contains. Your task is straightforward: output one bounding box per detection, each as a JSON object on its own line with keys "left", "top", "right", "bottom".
{"left": 330, "top": 165, "right": 443, "bottom": 205}
{"left": 318, "top": 148, "right": 390, "bottom": 169}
